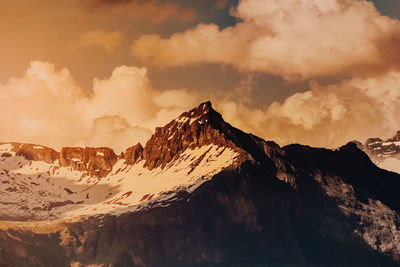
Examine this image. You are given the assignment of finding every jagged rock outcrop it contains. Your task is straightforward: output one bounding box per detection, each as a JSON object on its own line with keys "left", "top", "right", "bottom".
{"left": 60, "top": 147, "right": 85, "bottom": 169}
{"left": 0, "top": 143, "right": 119, "bottom": 178}
{"left": 142, "top": 102, "right": 237, "bottom": 169}
{"left": 60, "top": 147, "right": 117, "bottom": 177}
{"left": 124, "top": 143, "right": 143, "bottom": 165}
{"left": 142, "top": 101, "right": 270, "bottom": 170}
{"left": 361, "top": 131, "right": 400, "bottom": 163}
{"left": 0, "top": 142, "right": 59, "bottom": 164}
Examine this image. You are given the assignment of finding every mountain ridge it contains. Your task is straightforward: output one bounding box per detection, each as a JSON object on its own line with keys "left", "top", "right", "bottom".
{"left": 0, "top": 101, "right": 280, "bottom": 179}
{"left": 0, "top": 101, "right": 254, "bottom": 221}
{"left": 2, "top": 102, "right": 400, "bottom": 266}
{"left": 0, "top": 103, "right": 236, "bottom": 168}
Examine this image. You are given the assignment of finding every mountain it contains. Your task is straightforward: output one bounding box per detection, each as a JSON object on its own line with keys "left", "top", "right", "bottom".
{"left": 356, "top": 131, "right": 400, "bottom": 173}
{"left": 0, "top": 102, "right": 249, "bottom": 221}
{"left": 2, "top": 102, "right": 400, "bottom": 266}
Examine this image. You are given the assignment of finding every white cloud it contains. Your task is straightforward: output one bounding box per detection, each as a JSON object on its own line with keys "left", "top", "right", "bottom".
{"left": 4, "top": 60, "right": 400, "bottom": 154}
{"left": 0, "top": 61, "right": 198, "bottom": 153}
{"left": 84, "top": 116, "right": 152, "bottom": 153}
{"left": 131, "top": 0, "right": 400, "bottom": 80}
{"left": 217, "top": 72, "right": 400, "bottom": 148}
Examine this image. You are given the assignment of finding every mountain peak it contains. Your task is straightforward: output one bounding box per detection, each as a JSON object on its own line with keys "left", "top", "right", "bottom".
{"left": 2, "top": 102, "right": 277, "bottom": 178}
{"left": 135, "top": 101, "right": 279, "bottom": 170}
{"left": 179, "top": 101, "right": 213, "bottom": 118}
{"left": 167, "top": 101, "right": 218, "bottom": 129}
{"left": 140, "top": 101, "right": 241, "bottom": 170}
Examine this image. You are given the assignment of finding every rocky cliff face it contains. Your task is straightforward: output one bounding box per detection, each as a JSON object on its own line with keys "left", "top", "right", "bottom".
{"left": 60, "top": 147, "right": 117, "bottom": 178}
{"left": 363, "top": 131, "right": 400, "bottom": 163}
{"left": 123, "top": 143, "right": 144, "bottom": 165}
{"left": 0, "top": 143, "right": 119, "bottom": 178}
{"left": 142, "top": 102, "right": 242, "bottom": 170}
{"left": 0, "top": 142, "right": 59, "bottom": 164}
{"left": 2, "top": 102, "right": 400, "bottom": 266}
{"left": 141, "top": 101, "right": 272, "bottom": 170}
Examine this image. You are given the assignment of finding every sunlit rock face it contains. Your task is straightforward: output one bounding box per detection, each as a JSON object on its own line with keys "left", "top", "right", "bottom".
{"left": 0, "top": 142, "right": 59, "bottom": 164}
{"left": 141, "top": 101, "right": 264, "bottom": 170}
{"left": 2, "top": 102, "right": 400, "bottom": 266}
{"left": 60, "top": 147, "right": 118, "bottom": 177}
{"left": 123, "top": 143, "right": 143, "bottom": 165}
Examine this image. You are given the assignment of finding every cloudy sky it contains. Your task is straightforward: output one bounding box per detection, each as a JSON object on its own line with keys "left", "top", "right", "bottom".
{"left": 2, "top": 0, "right": 400, "bottom": 152}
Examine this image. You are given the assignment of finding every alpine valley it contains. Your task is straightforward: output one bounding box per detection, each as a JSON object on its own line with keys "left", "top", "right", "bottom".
{"left": 2, "top": 102, "right": 400, "bottom": 267}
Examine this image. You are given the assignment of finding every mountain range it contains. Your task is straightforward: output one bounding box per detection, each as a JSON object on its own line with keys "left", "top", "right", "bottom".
{"left": 1, "top": 102, "right": 400, "bottom": 266}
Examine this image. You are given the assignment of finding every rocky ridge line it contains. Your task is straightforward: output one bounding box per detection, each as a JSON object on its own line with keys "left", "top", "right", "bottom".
{"left": 0, "top": 102, "right": 280, "bottom": 177}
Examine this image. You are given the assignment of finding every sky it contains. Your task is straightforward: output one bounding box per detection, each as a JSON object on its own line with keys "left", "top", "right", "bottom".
{"left": 2, "top": 0, "right": 400, "bottom": 152}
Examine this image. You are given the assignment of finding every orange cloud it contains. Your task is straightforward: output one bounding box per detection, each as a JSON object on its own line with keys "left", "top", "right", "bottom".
{"left": 217, "top": 72, "right": 400, "bottom": 148}
{"left": 90, "top": 0, "right": 196, "bottom": 23}
{"left": 131, "top": 0, "right": 400, "bottom": 80}
{"left": 69, "top": 30, "right": 124, "bottom": 52}
{"left": 4, "top": 61, "right": 400, "bottom": 152}
{"left": 84, "top": 115, "right": 151, "bottom": 152}
{"left": 0, "top": 61, "right": 198, "bottom": 153}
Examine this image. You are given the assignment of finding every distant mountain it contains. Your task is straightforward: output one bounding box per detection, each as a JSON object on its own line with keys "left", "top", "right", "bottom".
{"left": 356, "top": 131, "right": 400, "bottom": 173}
{"left": 2, "top": 102, "right": 400, "bottom": 266}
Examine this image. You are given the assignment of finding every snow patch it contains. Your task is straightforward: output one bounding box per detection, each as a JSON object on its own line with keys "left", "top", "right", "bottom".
{"left": 382, "top": 141, "right": 400, "bottom": 147}
{"left": 0, "top": 144, "right": 13, "bottom": 152}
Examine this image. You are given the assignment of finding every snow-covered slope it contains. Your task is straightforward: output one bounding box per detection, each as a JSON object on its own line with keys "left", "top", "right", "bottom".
{"left": 0, "top": 103, "right": 243, "bottom": 221}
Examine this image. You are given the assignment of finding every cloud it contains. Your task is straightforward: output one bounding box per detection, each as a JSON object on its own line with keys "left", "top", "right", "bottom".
{"left": 0, "top": 61, "right": 198, "bottom": 153}
{"left": 83, "top": 116, "right": 152, "bottom": 153}
{"left": 69, "top": 30, "right": 124, "bottom": 52}
{"left": 4, "top": 60, "right": 400, "bottom": 154}
{"left": 89, "top": 0, "right": 196, "bottom": 23}
{"left": 217, "top": 72, "right": 400, "bottom": 148}
{"left": 130, "top": 0, "right": 400, "bottom": 80}
{"left": 378, "top": 158, "right": 400, "bottom": 173}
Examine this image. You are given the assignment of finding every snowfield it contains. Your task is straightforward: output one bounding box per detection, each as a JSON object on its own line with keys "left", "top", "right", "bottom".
{"left": 0, "top": 143, "right": 239, "bottom": 221}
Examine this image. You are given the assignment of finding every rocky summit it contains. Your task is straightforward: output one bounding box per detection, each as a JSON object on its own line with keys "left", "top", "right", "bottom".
{"left": 1, "top": 102, "right": 400, "bottom": 266}
{"left": 356, "top": 131, "right": 400, "bottom": 173}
